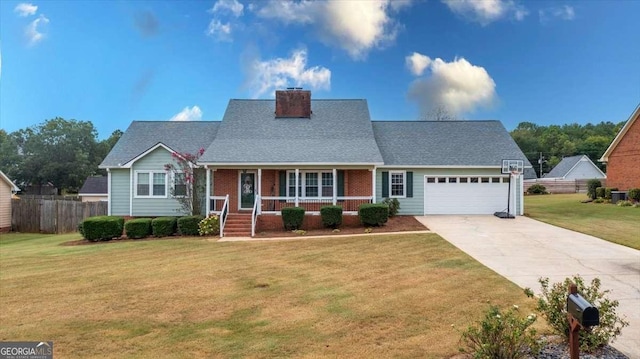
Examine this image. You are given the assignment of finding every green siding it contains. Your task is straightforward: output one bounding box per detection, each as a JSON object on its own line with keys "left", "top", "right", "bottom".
{"left": 110, "top": 169, "right": 130, "bottom": 215}
{"left": 131, "top": 147, "right": 187, "bottom": 216}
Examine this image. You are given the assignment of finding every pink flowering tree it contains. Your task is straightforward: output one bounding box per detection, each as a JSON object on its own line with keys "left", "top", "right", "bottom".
{"left": 164, "top": 147, "right": 206, "bottom": 215}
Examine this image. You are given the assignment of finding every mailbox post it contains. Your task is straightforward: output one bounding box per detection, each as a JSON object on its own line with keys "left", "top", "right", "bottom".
{"left": 567, "top": 283, "right": 600, "bottom": 359}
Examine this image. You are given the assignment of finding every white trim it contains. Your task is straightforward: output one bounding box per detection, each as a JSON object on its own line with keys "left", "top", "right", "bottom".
{"left": 133, "top": 170, "right": 169, "bottom": 198}
{"left": 600, "top": 103, "right": 639, "bottom": 163}
{"left": 377, "top": 165, "right": 534, "bottom": 169}
{"left": 294, "top": 169, "right": 299, "bottom": 207}
{"left": 257, "top": 168, "right": 262, "bottom": 214}
{"left": 129, "top": 170, "right": 133, "bottom": 216}
{"left": 0, "top": 170, "right": 19, "bottom": 193}
{"left": 389, "top": 170, "right": 406, "bottom": 198}
{"left": 332, "top": 168, "right": 337, "bottom": 205}
{"left": 107, "top": 169, "right": 112, "bottom": 216}
{"left": 198, "top": 162, "right": 382, "bottom": 167}
{"left": 238, "top": 170, "right": 257, "bottom": 210}
{"left": 371, "top": 167, "right": 376, "bottom": 203}
{"left": 121, "top": 143, "right": 177, "bottom": 168}
{"left": 206, "top": 168, "right": 211, "bottom": 214}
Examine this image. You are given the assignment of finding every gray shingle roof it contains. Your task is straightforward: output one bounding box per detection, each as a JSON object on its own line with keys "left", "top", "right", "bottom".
{"left": 544, "top": 155, "right": 585, "bottom": 178}
{"left": 79, "top": 176, "right": 107, "bottom": 195}
{"left": 199, "top": 100, "right": 384, "bottom": 164}
{"left": 100, "top": 121, "right": 219, "bottom": 168}
{"left": 372, "top": 121, "right": 533, "bottom": 168}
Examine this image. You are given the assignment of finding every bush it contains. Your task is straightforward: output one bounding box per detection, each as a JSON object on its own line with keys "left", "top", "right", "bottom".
{"left": 282, "top": 207, "right": 305, "bottom": 230}
{"left": 459, "top": 305, "right": 541, "bottom": 359}
{"left": 381, "top": 198, "right": 401, "bottom": 216}
{"left": 525, "top": 276, "right": 629, "bottom": 352}
{"left": 178, "top": 215, "right": 204, "bottom": 236}
{"left": 628, "top": 188, "right": 640, "bottom": 202}
{"left": 617, "top": 200, "right": 632, "bottom": 207}
{"left": 78, "top": 222, "right": 85, "bottom": 239}
{"left": 527, "top": 183, "right": 547, "bottom": 195}
{"left": 595, "top": 187, "right": 605, "bottom": 199}
{"left": 587, "top": 179, "right": 602, "bottom": 200}
{"left": 358, "top": 203, "right": 389, "bottom": 226}
{"left": 320, "top": 205, "right": 343, "bottom": 229}
{"left": 593, "top": 198, "right": 605, "bottom": 203}
{"left": 82, "top": 216, "right": 124, "bottom": 242}
{"left": 152, "top": 217, "right": 177, "bottom": 237}
{"left": 604, "top": 187, "right": 618, "bottom": 200}
{"left": 125, "top": 218, "right": 152, "bottom": 239}
{"left": 198, "top": 215, "right": 220, "bottom": 236}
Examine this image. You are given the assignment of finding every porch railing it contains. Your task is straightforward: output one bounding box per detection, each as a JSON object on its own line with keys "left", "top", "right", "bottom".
{"left": 259, "top": 196, "right": 372, "bottom": 214}
{"left": 251, "top": 195, "right": 260, "bottom": 237}
{"left": 210, "top": 195, "right": 229, "bottom": 238}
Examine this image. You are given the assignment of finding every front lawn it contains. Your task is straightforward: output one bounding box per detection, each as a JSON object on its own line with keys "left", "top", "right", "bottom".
{"left": 0, "top": 232, "right": 540, "bottom": 358}
{"left": 525, "top": 193, "right": 640, "bottom": 250}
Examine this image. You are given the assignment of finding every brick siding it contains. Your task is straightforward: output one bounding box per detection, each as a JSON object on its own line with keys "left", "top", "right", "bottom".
{"left": 257, "top": 214, "right": 361, "bottom": 231}
{"left": 606, "top": 116, "right": 640, "bottom": 190}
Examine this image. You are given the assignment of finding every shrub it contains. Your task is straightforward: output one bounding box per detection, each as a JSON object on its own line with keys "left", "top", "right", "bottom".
{"left": 459, "top": 305, "right": 541, "bottom": 359}
{"left": 152, "top": 217, "right": 177, "bottom": 237}
{"left": 282, "top": 207, "right": 305, "bottom": 230}
{"left": 525, "top": 276, "right": 629, "bottom": 352}
{"left": 587, "top": 179, "right": 602, "bottom": 200}
{"left": 125, "top": 218, "right": 152, "bottom": 239}
{"left": 595, "top": 187, "right": 605, "bottom": 199}
{"left": 527, "top": 183, "right": 547, "bottom": 195}
{"left": 381, "top": 198, "right": 401, "bottom": 216}
{"left": 198, "top": 215, "right": 220, "bottom": 236}
{"left": 604, "top": 187, "right": 618, "bottom": 200}
{"left": 320, "top": 205, "right": 343, "bottom": 229}
{"left": 617, "top": 200, "right": 632, "bottom": 207}
{"left": 82, "top": 216, "right": 124, "bottom": 242}
{"left": 78, "top": 222, "right": 85, "bottom": 239}
{"left": 358, "top": 203, "right": 389, "bottom": 226}
{"left": 593, "top": 198, "right": 605, "bottom": 203}
{"left": 178, "top": 215, "right": 204, "bottom": 236}
{"left": 628, "top": 188, "right": 640, "bottom": 202}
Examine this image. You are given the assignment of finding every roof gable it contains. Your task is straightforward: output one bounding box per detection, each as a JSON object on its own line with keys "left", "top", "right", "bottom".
{"left": 545, "top": 155, "right": 605, "bottom": 179}
{"left": 0, "top": 170, "right": 20, "bottom": 192}
{"left": 600, "top": 103, "right": 639, "bottom": 162}
{"left": 79, "top": 176, "right": 108, "bottom": 195}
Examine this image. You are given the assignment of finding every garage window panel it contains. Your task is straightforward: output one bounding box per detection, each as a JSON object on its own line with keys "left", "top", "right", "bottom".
{"left": 491, "top": 177, "right": 500, "bottom": 183}
{"left": 460, "top": 177, "right": 468, "bottom": 183}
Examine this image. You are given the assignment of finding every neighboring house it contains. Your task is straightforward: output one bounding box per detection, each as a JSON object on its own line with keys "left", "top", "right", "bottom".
{"left": 100, "top": 90, "right": 532, "bottom": 234}
{"left": 0, "top": 171, "right": 20, "bottom": 232}
{"left": 599, "top": 104, "right": 640, "bottom": 190}
{"left": 543, "top": 155, "right": 606, "bottom": 180}
{"left": 78, "top": 176, "right": 108, "bottom": 202}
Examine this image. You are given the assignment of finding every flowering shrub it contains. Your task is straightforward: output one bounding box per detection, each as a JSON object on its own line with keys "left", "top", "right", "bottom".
{"left": 164, "top": 148, "right": 205, "bottom": 215}
{"left": 459, "top": 305, "right": 541, "bottom": 359}
{"left": 198, "top": 215, "right": 220, "bottom": 236}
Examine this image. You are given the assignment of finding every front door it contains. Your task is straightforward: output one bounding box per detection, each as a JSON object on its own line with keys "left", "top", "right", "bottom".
{"left": 239, "top": 172, "right": 256, "bottom": 210}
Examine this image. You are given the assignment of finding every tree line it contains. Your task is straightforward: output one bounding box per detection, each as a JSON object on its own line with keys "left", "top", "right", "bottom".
{"left": 510, "top": 121, "right": 624, "bottom": 178}
{"left": 1, "top": 117, "right": 122, "bottom": 194}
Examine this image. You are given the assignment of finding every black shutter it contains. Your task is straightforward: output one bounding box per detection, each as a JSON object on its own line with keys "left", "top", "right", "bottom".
{"left": 279, "top": 171, "right": 286, "bottom": 202}
{"left": 337, "top": 170, "right": 345, "bottom": 197}
{"left": 382, "top": 171, "right": 389, "bottom": 198}
{"left": 406, "top": 172, "right": 413, "bottom": 198}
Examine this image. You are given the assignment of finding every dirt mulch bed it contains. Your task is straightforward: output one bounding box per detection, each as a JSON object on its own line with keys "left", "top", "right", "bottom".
{"left": 254, "top": 215, "right": 428, "bottom": 238}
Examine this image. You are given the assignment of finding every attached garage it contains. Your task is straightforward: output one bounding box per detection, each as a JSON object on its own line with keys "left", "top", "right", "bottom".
{"left": 423, "top": 175, "right": 511, "bottom": 215}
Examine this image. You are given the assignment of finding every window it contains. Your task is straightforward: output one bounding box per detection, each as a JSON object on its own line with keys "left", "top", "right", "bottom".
{"left": 426, "top": 177, "right": 435, "bottom": 183}
{"left": 460, "top": 177, "right": 468, "bottom": 183}
{"left": 390, "top": 171, "right": 405, "bottom": 197}
{"left": 481, "top": 177, "right": 490, "bottom": 183}
{"left": 470, "top": 177, "right": 479, "bottom": 183}
{"left": 491, "top": 177, "right": 500, "bottom": 183}
{"left": 135, "top": 171, "right": 167, "bottom": 197}
{"left": 437, "top": 177, "right": 446, "bottom": 183}
{"left": 287, "top": 171, "right": 333, "bottom": 198}
{"left": 174, "top": 172, "right": 187, "bottom": 197}
{"left": 448, "top": 177, "right": 458, "bottom": 183}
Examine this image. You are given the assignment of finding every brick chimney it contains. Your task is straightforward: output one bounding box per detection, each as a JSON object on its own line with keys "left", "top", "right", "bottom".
{"left": 275, "top": 88, "right": 311, "bottom": 118}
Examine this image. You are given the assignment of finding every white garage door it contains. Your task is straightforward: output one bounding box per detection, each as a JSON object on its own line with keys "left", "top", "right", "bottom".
{"left": 424, "top": 176, "right": 511, "bottom": 215}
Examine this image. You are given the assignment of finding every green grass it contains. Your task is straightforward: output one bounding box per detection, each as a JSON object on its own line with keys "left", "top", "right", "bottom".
{"left": 525, "top": 193, "right": 640, "bottom": 250}
{"left": 0, "top": 232, "right": 543, "bottom": 358}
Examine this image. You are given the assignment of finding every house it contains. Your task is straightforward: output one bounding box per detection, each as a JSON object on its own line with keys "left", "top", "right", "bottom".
{"left": 78, "top": 176, "right": 108, "bottom": 202}
{"left": 0, "top": 171, "right": 20, "bottom": 232}
{"left": 599, "top": 104, "right": 640, "bottom": 190}
{"left": 100, "top": 90, "right": 532, "bottom": 235}
{"left": 543, "top": 155, "right": 606, "bottom": 180}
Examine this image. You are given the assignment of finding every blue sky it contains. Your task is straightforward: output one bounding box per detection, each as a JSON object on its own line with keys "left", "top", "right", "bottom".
{"left": 1, "top": 0, "right": 639, "bottom": 139}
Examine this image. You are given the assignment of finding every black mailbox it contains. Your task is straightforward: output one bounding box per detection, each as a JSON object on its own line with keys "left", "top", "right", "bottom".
{"left": 567, "top": 293, "right": 599, "bottom": 327}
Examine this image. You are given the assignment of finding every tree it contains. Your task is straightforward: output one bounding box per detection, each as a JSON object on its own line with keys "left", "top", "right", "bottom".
{"left": 164, "top": 148, "right": 206, "bottom": 215}
{"left": 95, "top": 130, "right": 124, "bottom": 176}
{"left": 422, "top": 105, "right": 457, "bottom": 121}
{"left": 0, "top": 130, "right": 21, "bottom": 181}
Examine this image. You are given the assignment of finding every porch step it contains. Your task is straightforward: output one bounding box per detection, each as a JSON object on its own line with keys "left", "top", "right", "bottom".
{"left": 223, "top": 214, "right": 253, "bottom": 237}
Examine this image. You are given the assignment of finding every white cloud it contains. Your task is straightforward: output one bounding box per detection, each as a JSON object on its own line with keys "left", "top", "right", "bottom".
{"left": 539, "top": 5, "right": 575, "bottom": 23}
{"left": 247, "top": 48, "right": 331, "bottom": 98}
{"left": 407, "top": 54, "right": 497, "bottom": 116}
{"left": 210, "top": 0, "right": 244, "bottom": 17}
{"left": 170, "top": 106, "right": 203, "bottom": 121}
{"left": 405, "top": 52, "right": 432, "bottom": 76}
{"left": 25, "top": 14, "right": 49, "bottom": 46}
{"left": 14, "top": 3, "right": 38, "bottom": 17}
{"left": 442, "top": 0, "right": 527, "bottom": 25}
{"left": 255, "top": 0, "right": 411, "bottom": 59}
{"left": 206, "top": 20, "right": 232, "bottom": 41}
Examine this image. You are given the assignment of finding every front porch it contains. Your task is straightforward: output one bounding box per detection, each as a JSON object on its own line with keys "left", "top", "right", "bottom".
{"left": 204, "top": 167, "right": 376, "bottom": 237}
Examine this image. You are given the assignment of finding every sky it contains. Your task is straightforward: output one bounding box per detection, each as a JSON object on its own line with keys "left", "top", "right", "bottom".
{"left": 1, "top": 0, "right": 639, "bottom": 139}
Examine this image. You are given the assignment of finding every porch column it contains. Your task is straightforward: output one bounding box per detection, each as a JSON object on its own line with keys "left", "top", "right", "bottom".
{"left": 295, "top": 168, "right": 300, "bottom": 207}
{"left": 371, "top": 167, "right": 376, "bottom": 203}
{"left": 206, "top": 168, "right": 211, "bottom": 214}
{"left": 332, "top": 168, "right": 337, "bottom": 205}
{"left": 257, "top": 168, "right": 262, "bottom": 214}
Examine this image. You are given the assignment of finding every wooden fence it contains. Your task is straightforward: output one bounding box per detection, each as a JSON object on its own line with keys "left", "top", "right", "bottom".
{"left": 11, "top": 199, "right": 107, "bottom": 234}
{"left": 524, "top": 178, "right": 606, "bottom": 194}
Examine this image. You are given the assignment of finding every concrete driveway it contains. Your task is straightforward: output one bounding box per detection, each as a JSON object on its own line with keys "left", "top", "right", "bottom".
{"left": 415, "top": 215, "right": 640, "bottom": 358}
